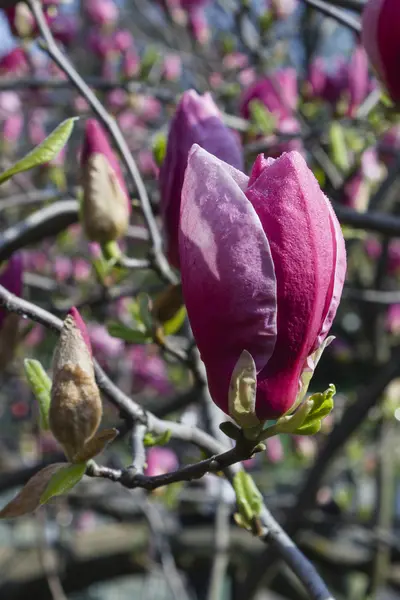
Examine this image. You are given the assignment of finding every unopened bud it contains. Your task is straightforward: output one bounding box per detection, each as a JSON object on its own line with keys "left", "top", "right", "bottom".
{"left": 50, "top": 307, "right": 102, "bottom": 462}
{"left": 81, "top": 119, "right": 130, "bottom": 244}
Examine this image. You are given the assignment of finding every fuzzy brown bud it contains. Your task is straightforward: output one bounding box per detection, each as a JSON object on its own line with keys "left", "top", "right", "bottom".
{"left": 50, "top": 308, "right": 102, "bottom": 462}
{"left": 81, "top": 119, "right": 130, "bottom": 243}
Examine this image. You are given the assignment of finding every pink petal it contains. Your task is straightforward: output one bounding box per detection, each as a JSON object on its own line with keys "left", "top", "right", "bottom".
{"left": 179, "top": 145, "right": 277, "bottom": 416}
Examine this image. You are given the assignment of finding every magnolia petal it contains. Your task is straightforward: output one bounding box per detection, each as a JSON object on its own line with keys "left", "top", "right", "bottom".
{"left": 180, "top": 145, "right": 277, "bottom": 416}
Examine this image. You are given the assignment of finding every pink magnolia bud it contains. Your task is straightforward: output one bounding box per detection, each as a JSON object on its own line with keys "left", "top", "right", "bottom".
{"left": 50, "top": 308, "right": 102, "bottom": 462}
{"left": 80, "top": 119, "right": 131, "bottom": 243}
{"left": 346, "top": 44, "right": 370, "bottom": 116}
{"left": 0, "top": 254, "right": 23, "bottom": 329}
{"left": 4, "top": 3, "right": 36, "bottom": 37}
{"left": 162, "top": 54, "right": 182, "bottom": 81}
{"left": 159, "top": 90, "right": 244, "bottom": 269}
{"left": 85, "top": 0, "right": 119, "bottom": 27}
{"left": 0, "top": 47, "right": 29, "bottom": 76}
{"left": 50, "top": 14, "right": 79, "bottom": 47}
{"left": 386, "top": 304, "right": 400, "bottom": 335}
{"left": 113, "top": 29, "right": 134, "bottom": 52}
{"left": 362, "top": 0, "right": 400, "bottom": 103}
{"left": 122, "top": 48, "right": 140, "bottom": 78}
{"left": 265, "top": 436, "right": 284, "bottom": 463}
{"left": 179, "top": 148, "right": 346, "bottom": 421}
{"left": 145, "top": 447, "right": 178, "bottom": 477}
{"left": 187, "top": 6, "right": 209, "bottom": 44}
{"left": 270, "top": 0, "right": 298, "bottom": 18}
{"left": 240, "top": 68, "right": 298, "bottom": 122}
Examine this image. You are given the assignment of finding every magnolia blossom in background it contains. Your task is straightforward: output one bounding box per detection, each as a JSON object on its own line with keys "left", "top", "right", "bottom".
{"left": 0, "top": 47, "right": 29, "bottom": 76}
{"left": 80, "top": 119, "right": 131, "bottom": 243}
{"left": 85, "top": 0, "right": 119, "bottom": 27}
{"left": 269, "top": 0, "right": 298, "bottom": 19}
{"left": 179, "top": 147, "right": 346, "bottom": 422}
{"left": 145, "top": 447, "right": 178, "bottom": 477}
{"left": 159, "top": 90, "right": 244, "bottom": 269}
{"left": 162, "top": 54, "right": 182, "bottom": 81}
{"left": 365, "top": 238, "right": 400, "bottom": 275}
{"left": 346, "top": 44, "right": 370, "bottom": 117}
{"left": 265, "top": 436, "right": 284, "bottom": 463}
{"left": 386, "top": 304, "right": 400, "bottom": 335}
{"left": 130, "top": 346, "right": 172, "bottom": 395}
{"left": 362, "top": 0, "right": 400, "bottom": 103}
{"left": 240, "top": 68, "right": 298, "bottom": 122}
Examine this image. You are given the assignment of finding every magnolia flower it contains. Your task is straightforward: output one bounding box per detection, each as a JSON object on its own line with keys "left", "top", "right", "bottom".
{"left": 240, "top": 69, "right": 298, "bottom": 122}
{"left": 179, "top": 147, "right": 346, "bottom": 425}
{"left": 80, "top": 119, "right": 130, "bottom": 243}
{"left": 0, "top": 47, "right": 29, "bottom": 76}
{"left": 85, "top": 0, "right": 119, "bottom": 27}
{"left": 145, "top": 447, "right": 178, "bottom": 477}
{"left": 159, "top": 90, "right": 243, "bottom": 269}
{"left": 362, "top": 0, "right": 400, "bottom": 103}
{"left": 270, "top": 0, "right": 298, "bottom": 19}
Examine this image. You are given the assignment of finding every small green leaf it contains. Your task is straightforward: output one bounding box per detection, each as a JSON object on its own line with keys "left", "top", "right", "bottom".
{"left": 40, "top": 462, "right": 86, "bottom": 505}
{"left": 295, "top": 421, "right": 322, "bottom": 436}
{"left": 24, "top": 359, "right": 52, "bottom": 430}
{"left": 107, "top": 322, "right": 149, "bottom": 343}
{"left": 329, "top": 122, "right": 350, "bottom": 173}
{"left": 152, "top": 134, "right": 167, "bottom": 167}
{"left": 249, "top": 100, "right": 276, "bottom": 135}
{"left": 233, "top": 471, "right": 263, "bottom": 530}
{"left": 137, "top": 293, "right": 153, "bottom": 331}
{"left": 163, "top": 305, "right": 186, "bottom": 336}
{"left": 143, "top": 429, "right": 172, "bottom": 447}
{"left": 0, "top": 118, "right": 77, "bottom": 185}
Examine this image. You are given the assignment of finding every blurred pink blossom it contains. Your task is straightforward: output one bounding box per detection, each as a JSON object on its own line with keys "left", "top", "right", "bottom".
{"left": 145, "top": 447, "right": 178, "bottom": 477}
{"left": 85, "top": 0, "right": 119, "bottom": 27}
{"left": 162, "top": 54, "right": 182, "bottom": 81}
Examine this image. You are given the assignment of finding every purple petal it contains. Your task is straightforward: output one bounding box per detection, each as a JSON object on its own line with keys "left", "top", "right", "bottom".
{"left": 246, "top": 151, "right": 338, "bottom": 418}
{"left": 179, "top": 145, "right": 277, "bottom": 416}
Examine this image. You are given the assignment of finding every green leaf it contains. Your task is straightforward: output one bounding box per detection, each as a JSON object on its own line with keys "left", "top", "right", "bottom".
{"left": 40, "top": 462, "right": 86, "bottom": 505}
{"left": 137, "top": 293, "right": 153, "bottom": 331}
{"left": 0, "top": 118, "right": 77, "bottom": 185}
{"left": 143, "top": 429, "right": 172, "bottom": 447}
{"left": 152, "top": 134, "right": 167, "bottom": 167}
{"left": 107, "top": 321, "right": 149, "bottom": 343}
{"left": 24, "top": 359, "right": 52, "bottom": 430}
{"left": 233, "top": 471, "right": 263, "bottom": 530}
{"left": 140, "top": 47, "right": 159, "bottom": 79}
{"left": 249, "top": 100, "right": 276, "bottom": 135}
{"left": 163, "top": 305, "right": 186, "bottom": 336}
{"left": 329, "top": 122, "right": 350, "bottom": 173}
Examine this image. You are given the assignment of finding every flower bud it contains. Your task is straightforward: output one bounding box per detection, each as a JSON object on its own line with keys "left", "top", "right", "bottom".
{"left": 0, "top": 47, "right": 29, "bottom": 76}
{"left": 240, "top": 69, "right": 298, "bottom": 122}
{"left": 179, "top": 147, "right": 346, "bottom": 425}
{"left": 50, "top": 307, "right": 102, "bottom": 462}
{"left": 362, "top": 0, "right": 400, "bottom": 103}
{"left": 159, "top": 90, "right": 244, "bottom": 269}
{"left": 80, "top": 119, "right": 130, "bottom": 243}
{"left": 85, "top": 0, "right": 119, "bottom": 27}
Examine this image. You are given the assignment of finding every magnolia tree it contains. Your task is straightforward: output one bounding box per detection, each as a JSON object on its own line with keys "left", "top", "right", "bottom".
{"left": 0, "top": 0, "right": 399, "bottom": 598}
